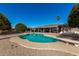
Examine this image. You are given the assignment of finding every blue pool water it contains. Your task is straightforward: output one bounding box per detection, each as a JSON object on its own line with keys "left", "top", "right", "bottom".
{"left": 19, "top": 33, "right": 59, "bottom": 43}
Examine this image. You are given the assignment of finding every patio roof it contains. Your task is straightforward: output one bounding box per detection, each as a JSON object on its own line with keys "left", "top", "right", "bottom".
{"left": 34, "top": 24, "right": 58, "bottom": 29}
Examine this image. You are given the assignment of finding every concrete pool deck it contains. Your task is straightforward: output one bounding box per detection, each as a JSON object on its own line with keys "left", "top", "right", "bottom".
{"left": 0, "top": 33, "right": 78, "bottom": 56}
{"left": 9, "top": 33, "right": 79, "bottom": 56}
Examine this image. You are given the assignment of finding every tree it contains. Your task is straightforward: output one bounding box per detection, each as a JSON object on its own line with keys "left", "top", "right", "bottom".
{"left": 15, "top": 23, "right": 27, "bottom": 32}
{"left": 68, "top": 4, "right": 79, "bottom": 28}
{"left": 0, "top": 13, "right": 12, "bottom": 30}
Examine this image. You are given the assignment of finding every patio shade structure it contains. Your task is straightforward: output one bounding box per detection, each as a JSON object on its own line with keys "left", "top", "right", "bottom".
{"left": 30, "top": 24, "right": 58, "bottom": 33}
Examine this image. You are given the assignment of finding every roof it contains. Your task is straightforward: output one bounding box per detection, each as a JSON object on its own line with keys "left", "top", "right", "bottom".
{"left": 34, "top": 24, "right": 58, "bottom": 28}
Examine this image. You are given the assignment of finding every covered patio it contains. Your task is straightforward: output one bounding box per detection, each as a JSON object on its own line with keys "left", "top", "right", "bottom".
{"left": 31, "top": 25, "right": 58, "bottom": 33}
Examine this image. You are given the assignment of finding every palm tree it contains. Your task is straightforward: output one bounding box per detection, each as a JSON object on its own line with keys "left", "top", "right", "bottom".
{"left": 56, "top": 16, "right": 61, "bottom": 33}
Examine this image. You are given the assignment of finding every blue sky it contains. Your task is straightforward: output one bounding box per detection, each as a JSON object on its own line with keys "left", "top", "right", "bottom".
{"left": 0, "top": 3, "right": 74, "bottom": 28}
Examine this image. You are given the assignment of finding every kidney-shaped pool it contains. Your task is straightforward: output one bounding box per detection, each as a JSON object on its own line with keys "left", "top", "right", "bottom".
{"left": 19, "top": 33, "right": 59, "bottom": 43}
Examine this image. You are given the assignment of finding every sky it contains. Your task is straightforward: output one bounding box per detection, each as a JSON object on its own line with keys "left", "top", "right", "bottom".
{"left": 0, "top": 3, "right": 74, "bottom": 28}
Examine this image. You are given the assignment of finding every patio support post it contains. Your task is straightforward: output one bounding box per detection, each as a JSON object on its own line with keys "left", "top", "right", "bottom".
{"left": 34, "top": 28, "right": 35, "bottom": 32}
{"left": 49, "top": 28, "right": 51, "bottom": 32}
{"left": 30, "top": 28, "right": 31, "bottom": 32}
{"left": 43, "top": 28, "right": 44, "bottom": 32}
{"left": 38, "top": 28, "right": 39, "bottom": 32}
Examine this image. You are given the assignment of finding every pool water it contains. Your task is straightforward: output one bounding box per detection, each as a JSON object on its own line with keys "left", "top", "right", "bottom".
{"left": 19, "top": 33, "right": 59, "bottom": 43}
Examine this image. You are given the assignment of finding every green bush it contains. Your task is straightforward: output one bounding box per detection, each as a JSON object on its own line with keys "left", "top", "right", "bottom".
{"left": 15, "top": 23, "right": 27, "bottom": 32}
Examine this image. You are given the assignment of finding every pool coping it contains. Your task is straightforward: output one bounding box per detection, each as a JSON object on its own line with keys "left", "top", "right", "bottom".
{"left": 44, "top": 34, "right": 79, "bottom": 44}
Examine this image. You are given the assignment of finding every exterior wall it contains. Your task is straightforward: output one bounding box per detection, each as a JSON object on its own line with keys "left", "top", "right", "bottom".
{"left": 0, "top": 30, "right": 3, "bottom": 34}
{"left": 71, "top": 28, "right": 79, "bottom": 32}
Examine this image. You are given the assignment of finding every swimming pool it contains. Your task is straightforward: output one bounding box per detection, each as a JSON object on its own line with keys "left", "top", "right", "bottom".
{"left": 19, "top": 33, "right": 59, "bottom": 43}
